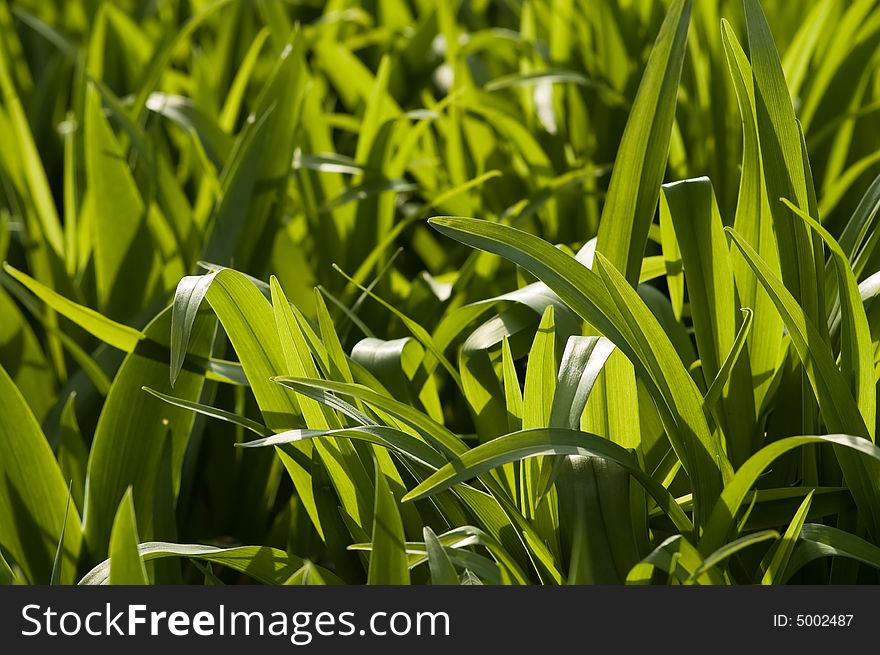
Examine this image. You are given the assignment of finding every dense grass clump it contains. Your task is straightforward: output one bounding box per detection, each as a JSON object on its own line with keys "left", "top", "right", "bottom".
{"left": 1, "top": 0, "right": 880, "bottom": 585}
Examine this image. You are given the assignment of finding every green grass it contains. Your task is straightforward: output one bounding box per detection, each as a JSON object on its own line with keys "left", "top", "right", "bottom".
{"left": 1, "top": 0, "right": 880, "bottom": 585}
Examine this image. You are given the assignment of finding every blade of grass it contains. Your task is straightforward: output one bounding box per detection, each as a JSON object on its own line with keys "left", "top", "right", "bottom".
{"left": 108, "top": 488, "right": 149, "bottom": 585}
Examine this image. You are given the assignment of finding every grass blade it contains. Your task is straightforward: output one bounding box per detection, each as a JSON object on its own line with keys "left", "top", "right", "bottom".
{"left": 108, "top": 488, "right": 149, "bottom": 585}
{"left": 594, "top": 0, "right": 692, "bottom": 283}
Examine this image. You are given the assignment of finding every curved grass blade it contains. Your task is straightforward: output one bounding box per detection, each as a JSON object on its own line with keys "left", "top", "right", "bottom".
{"left": 760, "top": 490, "right": 813, "bottom": 585}
{"left": 783, "top": 523, "right": 880, "bottom": 582}
{"left": 690, "top": 530, "right": 779, "bottom": 583}
{"left": 80, "top": 542, "right": 340, "bottom": 585}
{"left": 283, "top": 561, "right": 327, "bottom": 586}
{"left": 402, "top": 427, "right": 693, "bottom": 535}
{"left": 661, "top": 177, "right": 756, "bottom": 466}
{"left": 58, "top": 395, "right": 87, "bottom": 511}
{"left": 721, "top": 19, "right": 783, "bottom": 412}
{"left": 726, "top": 225, "right": 880, "bottom": 537}
{"left": 143, "top": 386, "right": 272, "bottom": 437}
{"left": 725, "top": 227, "right": 865, "bottom": 435}
{"left": 626, "top": 534, "right": 718, "bottom": 585}
{"left": 428, "top": 216, "right": 727, "bottom": 527}
{"left": 701, "top": 434, "right": 880, "bottom": 556}
{"left": 274, "top": 377, "right": 468, "bottom": 459}
{"left": 238, "top": 426, "right": 445, "bottom": 471}
{"left": 2, "top": 263, "right": 144, "bottom": 351}
{"left": 704, "top": 309, "right": 753, "bottom": 416}
{"left": 170, "top": 272, "right": 218, "bottom": 385}
{"left": 84, "top": 84, "right": 158, "bottom": 320}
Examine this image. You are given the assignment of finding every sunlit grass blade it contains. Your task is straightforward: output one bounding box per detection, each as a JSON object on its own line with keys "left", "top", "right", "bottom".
{"left": 143, "top": 386, "right": 272, "bottom": 437}
{"left": 367, "top": 460, "right": 409, "bottom": 585}
{"left": 743, "top": 0, "right": 825, "bottom": 330}
{"left": 428, "top": 216, "right": 728, "bottom": 527}
{"left": 403, "top": 427, "right": 693, "bottom": 535}
{"left": 690, "top": 530, "right": 779, "bottom": 583}
{"left": 721, "top": 19, "right": 783, "bottom": 411}
{"left": 594, "top": 0, "right": 693, "bottom": 283}
{"left": 2, "top": 263, "right": 144, "bottom": 351}
{"left": 80, "top": 542, "right": 341, "bottom": 585}
{"left": 661, "top": 177, "right": 755, "bottom": 466}
{"left": 782, "top": 199, "right": 875, "bottom": 436}
{"left": 108, "top": 488, "right": 149, "bottom": 585}
{"left": 423, "top": 527, "right": 460, "bottom": 585}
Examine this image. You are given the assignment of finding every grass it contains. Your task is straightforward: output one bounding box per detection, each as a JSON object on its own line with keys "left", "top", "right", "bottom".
{"left": 0, "top": 0, "right": 879, "bottom": 585}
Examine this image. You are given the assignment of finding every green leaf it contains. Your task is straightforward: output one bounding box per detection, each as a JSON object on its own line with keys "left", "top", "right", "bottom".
{"left": 367, "top": 460, "right": 409, "bottom": 585}
{"left": 58, "top": 394, "right": 88, "bottom": 511}
{"left": 351, "top": 336, "right": 443, "bottom": 423}
{"left": 0, "top": 364, "right": 81, "bottom": 583}
{"left": 501, "top": 336, "right": 524, "bottom": 434}
{"left": 725, "top": 227, "right": 865, "bottom": 435}
{"left": 190, "top": 270, "right": 326, "bottom": 539}
{"left": 721, "top": 19, "right": 783, "bottom": 411}
{"left": 661, "top": 177, "right": 756, "bottom": 465}
{"left": 523, "top": 306, "right": 557, "bottom": 430}
{"left": 0, "top": 283, "right": 55, "bottom": 420}
{"left": 274, "top": 377, "right": 468, "bottom": 458}
{"left": 725, "top": 225, "right": 880, "bottom": 537}
{"left": 594, "top": 0, "right": 692, "bottom": 283}
{"left": 284, "top": 561, "right": 328, "bottom": 586}
{"left": 271, "top": 278, "right": 339, "bottom": 430}
{"left": 333, "top": 265, "right": 463, "bottom": 390}
{"left": 84, "top": 307, "right": 213, "bottom": 554}
{"left": 146, "top": 93, "right": 233, "bottom": 170}
{"left": 837, "top": 173, "right": 880, "bottom": 284}
{"left": 170, "top": 272, "right": 218, "bottom": 386}
{"left": 761, "top": 490, "right": 813, "bottom": 585}
{"left": 701, "top": 434, "right": 880, "bottom": 555}
{"left": 660, "top": 178, "right": 738, "bottom": 385}
{"left": 403, "top": 427, "right": 693, "bottom": 535}
{"left": 782, "top": 199, "right": 875, "bottom": 437}
{"left": 428, "top": 216, "right": 728, "bottom": 528}
{"left": 0, "top": 548, "right": 15, "bottom": 585}
{"left": 627, "top": 534, "right": 719, "bottom": 585}
{"left": 424, "top": 527, "right": 459, "bottom": 585}
{"left": 238, "top": 425, "right": 445, "bottom": 471}
{"left": 743, "top": 0, "right": 825, "bottom": 329}
{"left": 784, "top": 523, "right": 880, "bottom": 582}
{"left": 704, "top": 309, "right": 753, "bottom": 419}
{"left": 521, "top": 306, "right": 557, "bottom": 518}
{"left": 84, "top": 84, "right": 158, "bottom": 320}
{"left": 690, "top": 530, "right": 779, "bottom": 582}
{"left": 484, "top": 69, "right": 594, "bottom": 92}
{"left": 81, "top": 542, "right": 340, "bottom": 585}
{"left": 142, "top": 386, "right": 272, "bottom": 437}
{"left": 0, "top": 34, "right": 64, "bottom": 256}
{"left": 108, "top": 488, "right": 149, "bottom": 585}
{"left": 50, "top": 482, "right": 73, "bottom": 586}
{"left": 2, "top": 263, "right": 144, "bottom": 352}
